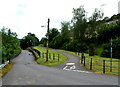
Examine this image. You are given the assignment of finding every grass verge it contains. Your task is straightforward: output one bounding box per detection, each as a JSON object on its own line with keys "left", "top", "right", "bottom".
{"left": 59, "top": 50, "right": 119, "bottom": 75}
{"left": 0, "top": 62, "right": 13, "bottom": 78}
{"left": 33, "top": 47, "right": 68, "bottom": 67}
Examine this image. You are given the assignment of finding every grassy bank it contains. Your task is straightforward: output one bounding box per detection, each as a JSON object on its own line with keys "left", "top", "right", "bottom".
{"left": 33, "top": 47, "right": 68, "bottom": 67}
{"left": 60, "top": 50, "right": 119, "bottom": 75}
{"left": 0, "top": 62, "right": 13, "bottom": 78}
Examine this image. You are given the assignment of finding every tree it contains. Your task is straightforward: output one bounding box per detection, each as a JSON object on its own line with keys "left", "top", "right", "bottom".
{"left": 97, "top": 22, "right": 120, "bottom": 44}
{"left": 49, "top": 34, "right": 62, "bottom": 49}
{"left": 71, "top": 5, "right": 87, "bottom": 40}
{"left": 20, "top": 33, "right": 39, "bottom": 49}
{"left": 39, "top": 37, "right": 47, "bottom": 47}
{"left": 1, "top": 27, "right": 21, "bottom": 63}
{"left": 49, "top": 28, "right": 59, "bottom": 43}
{"left": 61, "top": 22, "right": 70, "bottom": 43}
{"left": 87, "top": 8, "right": 104, "bottom": 56}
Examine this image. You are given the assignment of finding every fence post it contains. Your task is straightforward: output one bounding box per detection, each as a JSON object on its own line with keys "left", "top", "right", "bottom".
{"left": 90, "top": 58, "right": 93, "bottom": 70}
{"left": 58, "top": 54, "right": 59, "bottom": 61}
{"left": 53, "top": 53, "right": 55, "bottom": 60}
{"left": 81, "top": 56, "right": 83, "bottom": 64}
{"left": 81, "top": 52, "right": 84, "bottom": 59}
{"left": 110, "top": 60, "right": 112, "bottom": 72}
{"left": 42, "top": 52, "right": 44, "bottom": 58}
{"left": 84, "top": 56, "right": 86, "bottom": 66}
{"left": 75, "top": 52, "right": 77, "bottom": 55}
{"left": 49, "top": 53, "right": 51, "bottom": 59}
{"left": 103, "top": 60, "right": 105, "bottom": 74}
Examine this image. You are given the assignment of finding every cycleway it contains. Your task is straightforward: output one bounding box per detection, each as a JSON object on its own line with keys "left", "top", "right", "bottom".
{"left": 2, "top": 50, "right": 118, "bottom": 85}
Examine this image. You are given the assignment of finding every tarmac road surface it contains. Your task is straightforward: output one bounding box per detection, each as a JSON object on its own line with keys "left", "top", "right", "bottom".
{"left": 2, "top": 50, "right": 118, "bottom": 85}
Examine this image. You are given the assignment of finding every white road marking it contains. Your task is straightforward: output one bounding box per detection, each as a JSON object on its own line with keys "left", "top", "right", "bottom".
{"left": 63, "top": 63, "right": 92, "bottom": 74}
{"left": 63, "top": 66, "right": 68, "bottom": 70}
{"left": 66, "top": 63, "right": 75, "bottom": 65}
{"left": 70, "top": 65, "right": 75, "bottom": 70}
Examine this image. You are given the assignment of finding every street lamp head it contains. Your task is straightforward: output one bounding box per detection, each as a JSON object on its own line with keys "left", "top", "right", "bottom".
{"left": 41, "top": 25, "right": 46, "bottom": 27}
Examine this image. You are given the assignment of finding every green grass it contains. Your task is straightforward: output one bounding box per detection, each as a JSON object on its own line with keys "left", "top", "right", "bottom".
{"left": 82, "top": 54, "right": 119, "bottom": 75}
{"left": 33, "top": 47, "right": 68, "bottom": 67}
{"left": 59, "top": 50, "right": 120, "bottom": 75}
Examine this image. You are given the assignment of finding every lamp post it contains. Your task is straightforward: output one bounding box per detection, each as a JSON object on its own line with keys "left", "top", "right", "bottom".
{"left": 41, "top": 18, "right": 50, "bottom": 62}
{"left": 46, "top": 18, "right": 50, "bottom": 62}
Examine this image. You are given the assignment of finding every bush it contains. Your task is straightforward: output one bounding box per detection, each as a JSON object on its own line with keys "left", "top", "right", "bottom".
{"left": 94, "top": 47, "right": 104, "bottom": 56}
{"left": 100, "top": 37, "right": 120, "bottom": 59}
{"left": 61, "top": 40, "right": 88, "bottom": 52}
{"left": 101, "top": 50, "right": 110, "bottom": 58}
{"left": 1, "top": 28, "right": 21, "bottom": 63}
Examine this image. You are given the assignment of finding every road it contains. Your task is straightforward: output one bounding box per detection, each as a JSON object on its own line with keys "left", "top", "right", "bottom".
{"left": 53, "top": 50, "right": 88, "bottom": 71}
{"left": 2, "top": 50, "right": 118, "bottom": 85}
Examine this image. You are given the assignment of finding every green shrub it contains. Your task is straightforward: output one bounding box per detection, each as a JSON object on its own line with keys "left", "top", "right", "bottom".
{"left": 94, "top": 47, "right": 104, "bottom": 56}
{"left": 101, "top": 50, "right": 110, "bottom": 58}
{"left": 100, "top": 37, "right": 120, "bottom": 59}
{"left": 1, "top": 28, "right": 21, "bottom": 63}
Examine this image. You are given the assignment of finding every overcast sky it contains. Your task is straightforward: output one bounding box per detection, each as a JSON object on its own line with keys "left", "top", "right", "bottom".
{"left": 0, "top": 0, "right": 119, "bottom": 40}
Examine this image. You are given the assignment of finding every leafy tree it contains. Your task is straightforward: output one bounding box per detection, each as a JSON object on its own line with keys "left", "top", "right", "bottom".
{"left": 39, "top": 37, "right": 47, "bottom": 47}
{"left": 20, "top": 33, "right": 39, "bottom": 49}
{"left": 49, "top": 34, "right": 62, "bottom": 49}
{"left": 100, "top": 37, "right": 120, "bottom": 59}
{"left": 71, "top": 5, "right": 87, "bottom": 40}
{"left": 97, "top": 22, "right": 120, "bottom": 44}
{"left": 49, "top": 28, "right": 59, "bottom": 43}
{"left": 1, "top": 27, "right": 21, "bottom": 63}
{"left": 61, "top": 22, "right": 70, "bottom": 43}
{"left": 87, "top": 8, "right": 104, "bottom": 56}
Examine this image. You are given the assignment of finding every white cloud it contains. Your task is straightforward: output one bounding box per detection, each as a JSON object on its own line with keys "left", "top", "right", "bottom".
{"left": 0, "top": 0, "right": 119, "bottom": 40}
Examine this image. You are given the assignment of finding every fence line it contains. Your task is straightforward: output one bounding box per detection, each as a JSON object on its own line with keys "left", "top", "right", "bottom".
{"left": 80, "top": 54, "right": 119, "bottom": 74}
{"left": 40, "top": 52, "right": 60, "bottom": 61}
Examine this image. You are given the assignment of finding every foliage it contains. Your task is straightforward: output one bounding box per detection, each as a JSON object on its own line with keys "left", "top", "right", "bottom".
{"left": 71, "top": 6, "right": 87, "bottom": 40}
{"left": 100, "top": 37, "right": 120, "bottom": 59}
{"left": 40, "top": 5, "right": 120, "bottom": 59}
{"left": 61, "top": 22, "right": 70, "bottom": 43}
{"left": 61, "top": 40, "right": 88, "bottom": 52}
{"left": 20, "top": 33, "right": 39, "bottom": 49}
{"left": 97, "top": 22, "right": 120, "bottom": 43}
{"left": 49, "top": 34, "right": 62, "bottom": 49}
{"left": 1, "top": 27, "right": 21, "bottom": 63}
{"left": 39, "top": 37, "right": 47, "bottom": 47}
{"left": 48, "top": 28, "right": 60, "bottom": 42}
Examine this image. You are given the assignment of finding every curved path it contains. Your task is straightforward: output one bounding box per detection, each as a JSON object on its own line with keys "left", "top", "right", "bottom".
{"left": 2, "top": 50, "right": 118, "bottom": 85}
{"left": 53, "top": 50, "right": 87, "bottom": 71}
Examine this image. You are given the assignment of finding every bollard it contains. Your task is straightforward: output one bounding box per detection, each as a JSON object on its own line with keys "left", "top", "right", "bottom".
{"left": 84, "top": 56, "right": 85, "bottom": 66}
{"left": 81, "top": 56, "right": 83, "bottom": 64}
{"left": 90, "top": 58, "right": 93, "bottom": 70}
{"left": 78, "top": 52, "right": 80, "bottom": 56}
{"left": 49, "top": 53, "right": 51, "bottom": 59}
{"left": 81, "top": 52, "right": 84, "bottom": 59}
{"left": 103, "top": 60, "right": 105, "bottom": 74}
{"left": 42, "top": 52, "right": 44, "bottom": 58}
{"left": 53, "top": 53, "right": 55, "bottom": 60}
{"left": 58, "top": 54, "right": 60, "bottom": 61}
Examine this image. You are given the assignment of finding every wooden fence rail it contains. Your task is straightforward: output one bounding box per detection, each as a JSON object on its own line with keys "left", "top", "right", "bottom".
{"left": 81, "top": 56, "right": 119, "bottom": 74}
{"left": 41, "top": 52, "right": 60, "bottom": 61}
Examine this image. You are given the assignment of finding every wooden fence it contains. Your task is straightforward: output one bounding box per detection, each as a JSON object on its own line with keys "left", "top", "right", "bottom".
{"left": 80, "top": 55, "right": 120, "bottom": 74}
{"left": 41, "top": 52, "right": 60, "bottom": 61}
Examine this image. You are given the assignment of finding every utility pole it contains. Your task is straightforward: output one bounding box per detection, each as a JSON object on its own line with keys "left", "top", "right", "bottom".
{"left": 110, "top": 38, "right": 112, "bottom": 72}
{"left": 46, "top": 18, "right": 50, "bottom": 62}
